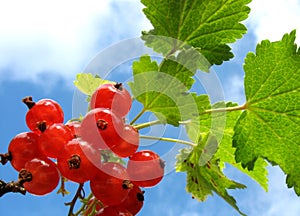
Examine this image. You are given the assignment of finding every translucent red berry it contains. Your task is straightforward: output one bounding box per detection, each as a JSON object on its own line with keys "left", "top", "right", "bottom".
{"left": 22, "top": 158, "right": 60, "bottom": 195}
{"left": 23, "top": 97, "right": 64, "bottom": 133}
{"left": 127, "top": 150, "right": 164, "bottom": 187}
{"left": 90, "top": 162, "right": 131, "bottom": 206}
{"left": 8, "top": 132, "right": 44, "bottom": 171}
{"left": 81, "top": 108, "right": 124, "bottom": 150}
{"left": 90, "top": 83, "right": 132, "bottom": 117}
{"left": 84, "top": 197, "right": 103, "bottom": 216}
{"left": 95, "top": 206, "right": 133, "bottom": 216}
{"left": 38, "top": 123, "right": 74, "bottom": 158}
{"left": 65, "top": 121, "right": 81, "bottom": 138}
{"left": 110, "top": 125, "right": 139, "bottom": 158}
{"left": 57, "top": 138, "right": 100, "bottom": 183}
{"left": 119, "top": 184, "right": 144, "bottom": 215}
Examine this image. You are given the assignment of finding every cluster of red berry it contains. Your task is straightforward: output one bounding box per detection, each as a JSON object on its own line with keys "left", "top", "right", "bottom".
{"left": 0, "top": 83, "right": 164, "bottom": 216}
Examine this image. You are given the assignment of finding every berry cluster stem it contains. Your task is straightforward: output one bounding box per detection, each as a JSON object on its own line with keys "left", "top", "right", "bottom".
{"left": 65, "top": 183, "right": 85, "bottom": 216}
{"left": 57, "top": 176, "right": 70, "bottom": 196}
{"left": 0, "top": 152, "right": 12, "bottom": 165}
{"left": 0, "top": 169, "right": 32, "bottom": 197}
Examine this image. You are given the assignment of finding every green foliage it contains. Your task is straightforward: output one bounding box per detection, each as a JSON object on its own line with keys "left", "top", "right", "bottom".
{"left": 73, "top": 73, "right": 113, "bottom": 96}
{"left": 176, "top": 133, "right": 246, "bottom": 216}
{"left": 186, "top": 102, "right": 268, "bottom": 191}
{"left": 70, "top": 1, "right": 300, "bottom": 215}
{"left": 129, "top": 55, "right": 210, "bottom": 126}
{"left": 233, "top": 31, "right": 300, "bottom": 195}
{"left": 141, "top": 0, "right": 251, "bottom": 65}
{"left": 100, "top": 150, "right": 126, "bottom": 165}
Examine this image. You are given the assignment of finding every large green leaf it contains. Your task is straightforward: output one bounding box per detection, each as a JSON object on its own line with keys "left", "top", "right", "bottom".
{"left": 141, "top": 0, "right": 251, "bottom": 65}
{"left": 129, "top": 55, "right": 210, "bottom": 126}
{"left": 233, "top": 31, "right": 300, "bottom": 195}
{"left": 176, "top": 133, "right": 246, "bottom": 216}
{"left": 185, "top": 102, "right": 268, "bottom": 191}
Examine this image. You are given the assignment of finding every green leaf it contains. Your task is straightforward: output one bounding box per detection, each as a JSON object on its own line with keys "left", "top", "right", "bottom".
{"left": 233, "top": 31, "right": 300, "bottom": 195}
{"left": 141, "top": 0, "right": 251, "bottom": 65}
{"left": 185, "top": 102, "right": 268, "bottom": 191}
{"left": 129, "top": 55, "right": 210, "bottom": 126}
{"left": 100, "top": 150, "right": 126, "bottom": 166}
{"left": 73, "top": 73, "right": 114, "bottom": 96}
{"left": 176, "top": 133, "right": 246, "bottom": 216}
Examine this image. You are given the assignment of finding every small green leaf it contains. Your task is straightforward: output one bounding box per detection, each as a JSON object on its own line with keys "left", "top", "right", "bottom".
{"left": 73, "top": 73, "right": 114, "bottom": 96}
{"left": 100, "top": 150, "right": 126, "bottom": 165}
{"left": 141, "top": 0, "right": 251, "bottom": 65}
{"left": 185, "top": 102, "right": 268, "bottom": 191}
{"left": 233, "top": 31, "right": 300, "bottom": 195}
{"left": 129, "top": 55, "right": 210, "bottom": 126}
{"left": 176, "top": 133, "right": 246, "bottom": 216}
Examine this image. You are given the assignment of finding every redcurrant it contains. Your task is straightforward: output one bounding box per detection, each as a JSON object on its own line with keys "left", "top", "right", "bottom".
{"left": 90, "top": 83, "right": 132, "bottom": 117}
{"left": 57, "top": 138, "right": 100, "bottom": 183}
{"left": 81, "top": 108, "right": 124, "bottom": 150}
{"left": 127, "top": 150, "right": 164, "bottom": 187}
{"left": 23, "top": 97, "right": 64, "bottom": 133}
{"left": 95, "top": 206, "right": 133, "bottom": 216}
{"left": 119, "top": 184, "right": 144, "bottom": 215}
{"left": 38, "top": 123, "right": 74, "bottom": 158}
{"left": 110, "top": 125, "right": 139, "bottom": 158}
{"left": 22, "top": 158, "right": 60, "bottom": 195}
{"left": 65, "top": 121, "right": 81, "bottom": 138}
{"left": 8, "top": 132, "right": 43, "bottom": 171}
{"left": 90, "top": 162, "right": 131, "bottom": 206}
{"left": 84, "top": 197, "right": 103, "bottom": 216}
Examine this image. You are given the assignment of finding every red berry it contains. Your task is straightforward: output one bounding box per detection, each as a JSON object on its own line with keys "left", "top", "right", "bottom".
{"left": 81, "top": 108, "right": 124, "bottom": 150}
{"left": 22, "top": 158, "right": 60, "bottom": 195}
{"left": 119, "top": 184, "right": 144, "bottom": 215}
{"left": 38, "top": 123, "right": 74, "bottom": 158}
{"left": 90, "top": 83, "right": 132, "bottom": 117}
{"left": 8, "top": 132, "right": 43, "bottom": 171}
{"left": 57, "top": 138, "right": 100, "bottom": 183}
{"left": 23, "top": 97, "right": 64, "bottom": 133}
{"left": 65, "top": 121, "right": 81, "bottom": 138}
{"left": 127, "top": 150, "right": 164, "bottom": 187}
{"left": 95, "top": 206, "right": 133, "bottom": 216}
{"left": 110, "top": 125, "right": 139, "bottom": 158}
{"left": 90, "top": 162, "right": 131, "bottom": 206}
{"left": 84, "top": 197, "right": 103, "bottom": 216}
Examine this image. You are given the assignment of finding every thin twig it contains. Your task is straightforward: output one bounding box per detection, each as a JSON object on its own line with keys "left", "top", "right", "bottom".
{"left": 134, "top": 120, "right": 162, "bottom": 130}
{"left": 140, "top": 135, "right": 196, "bottom": 147}
{"left": 0, "top": 152, "right": 12, "bottom": 165}
{"left": 130, "top": 108, "right": 146, "bottom": 125}
{"left": 65, "top": 183, "right": 85, "bottom": 216}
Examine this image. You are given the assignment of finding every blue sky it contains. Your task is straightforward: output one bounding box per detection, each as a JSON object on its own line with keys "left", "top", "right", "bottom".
{"left": 0, "top": 0, "right": 300, "bottom": 215}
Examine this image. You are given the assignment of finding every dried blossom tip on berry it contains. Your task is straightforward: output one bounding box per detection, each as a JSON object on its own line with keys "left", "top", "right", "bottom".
{"left": 68, "top": 155, "right": 81, "bottom": 169}
{"left": 22, "top": 96, "right": 35, "bottom": 109}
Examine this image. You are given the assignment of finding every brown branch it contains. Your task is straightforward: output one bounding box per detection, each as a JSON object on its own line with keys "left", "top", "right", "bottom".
{"left": 0, "top": 169, "right": 32, "bottom": 197}
{"left": 65, "top": 183, "right": 85, "bottom": 216}
{"left": 0, "top": 179, "right": 26, "bottom": 197}
{"left": 0, "top": 152, "right": 12, "bottom": 165}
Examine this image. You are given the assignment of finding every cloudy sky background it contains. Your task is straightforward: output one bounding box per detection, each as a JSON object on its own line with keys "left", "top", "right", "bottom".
{"left": 0, "top": 0, "right": 300, "bottom": 215}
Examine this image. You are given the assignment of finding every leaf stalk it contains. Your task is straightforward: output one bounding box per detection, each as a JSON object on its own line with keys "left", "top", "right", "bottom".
{"left": 140, "top": 135, "right": 196, "bottom": 147}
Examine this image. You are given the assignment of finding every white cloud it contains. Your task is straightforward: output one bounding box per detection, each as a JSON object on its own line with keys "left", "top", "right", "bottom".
{"left": 0, "top": 0, "right": 151, "bottom": 84}
{"left": 230, "top": 165, "right": 300, "bottom": 216}
{"left": 248, "top": 0, "right": 300, "bottom": 44}
{"left": 223, "top": 75, "right": 245, "bottom": 104}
